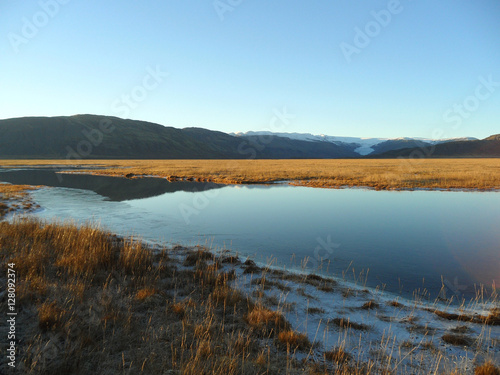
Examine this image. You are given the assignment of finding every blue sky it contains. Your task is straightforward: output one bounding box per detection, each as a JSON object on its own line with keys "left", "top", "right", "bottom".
{"left": 1, "top": 0, "right": 499, "bottom": 138}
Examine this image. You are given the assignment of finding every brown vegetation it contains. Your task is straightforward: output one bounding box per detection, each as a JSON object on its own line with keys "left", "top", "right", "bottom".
{"left": 428, "top": 308, "right": 500, "bottom": 326}
{"left": 324, "top": 347, "right": 353, "bottom": 364}
{"left": 361, "top": 300, "right": 379, "bottom": 310}
{"left": 441, "top": 334, "right": 473, "bottom": 346}
{"left": 330, "top": 318, "right": 370, "bottom": 331}
{"left": 277, "top": 330, "right": 311, "bottom": 350}
{"left": 475, "top": 362, "right": 500, "bottom": 375}
{"left": 0, "top": 183, "right": 39, "bottom": 218}
{"left": 2, "top": 158, "right": 500, "bottom": 190}
{"left": 0, "top": 218, "right": 313, "bottom": 374}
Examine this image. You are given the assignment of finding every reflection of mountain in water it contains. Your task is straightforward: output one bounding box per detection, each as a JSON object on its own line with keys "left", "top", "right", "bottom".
{"left": 0, "top": 169, "right": 224, "bottom": 201}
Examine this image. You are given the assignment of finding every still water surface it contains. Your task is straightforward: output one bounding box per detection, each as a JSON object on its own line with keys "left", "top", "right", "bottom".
{"left": 1, "top": 168, "right": 499, "bottom": 301}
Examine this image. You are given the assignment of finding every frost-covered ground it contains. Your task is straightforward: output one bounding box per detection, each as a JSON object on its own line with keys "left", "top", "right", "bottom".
{"left": 169, "top": 246, "right": 499, "bottom": 375}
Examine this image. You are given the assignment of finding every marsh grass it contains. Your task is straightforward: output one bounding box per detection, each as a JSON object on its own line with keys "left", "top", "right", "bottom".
{"left": 475, "top": 362, "right": 500, "bottom": 375}
{"left": 0, "top": 183, "right": 39, "bottom": 218}
{"left": 427, "top": 307, "right": 500, "bottom": 326}
{"left": 330, "top": 318, "right": 370, "bottom": 331}
{"left": 0, "top": 218, "right": 313, "bottom": 374}
{"left": 441, "top": 333, "right": 473, "bottom": 347}
{"left": 2, "top": 158, "right": 499, "bottom": 190}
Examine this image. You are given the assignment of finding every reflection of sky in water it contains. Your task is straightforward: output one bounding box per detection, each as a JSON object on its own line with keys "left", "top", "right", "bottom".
{"left": 27, "top": 183, "right": 500, "bottom": 302}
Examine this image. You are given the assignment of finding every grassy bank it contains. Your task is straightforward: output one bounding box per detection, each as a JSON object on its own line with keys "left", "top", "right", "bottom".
{"left": 1, "top": 218, "right": 314, "bottom": 374}
{"left": 1, "top": 218, "right": 499, "bottom": 374}
{"left": 0, "top": 184, "right": 40, "bottom": 219}
{"left": 1, "top": 159, "right": 500, "bottom": 190}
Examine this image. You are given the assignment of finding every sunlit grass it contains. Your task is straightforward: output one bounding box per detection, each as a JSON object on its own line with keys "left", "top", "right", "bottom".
{"left": 0, "top": 184, "right": 39, "bottom": 218}
{"left": 0, "top": 218, "right": 307, "bottom": 374}
{"left": 2, "top": 158, "right": 499, "bottom": 190}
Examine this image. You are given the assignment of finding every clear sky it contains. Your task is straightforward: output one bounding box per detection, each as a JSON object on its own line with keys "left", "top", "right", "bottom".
{"left": 1, "top": 0, "right": 499, "bottom": 138}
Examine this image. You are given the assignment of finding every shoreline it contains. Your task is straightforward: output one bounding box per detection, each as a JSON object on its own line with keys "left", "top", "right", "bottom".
{"left": 7, "top": 184, "right": 498, "bottom": 309}
{"left": 1, "top": 217, "right": 499, "bottom": 374}
{"left": 1, "top": 176, "right": 498, "bottom": 307}
{"left": 1, "top": 188, "right": 499, "bottom": 373}
{"left": 1, "top": 158, "right": 499, "bottom": 191}
{"left": 61, "top": 170, "right": 500, "bottom": 192}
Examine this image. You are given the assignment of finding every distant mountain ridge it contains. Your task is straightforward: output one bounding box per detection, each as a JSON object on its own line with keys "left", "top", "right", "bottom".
{"left": 375, "top": 134, "right": 500, "bottom": 158}
{"left": 0, "top": 115, "right": 496, "bottom": 159}
{"left": 0, "top": 115, "right": 356, "bottom": 159}
{"left": 232, "top": 131, "right": 478, "bottom": 156}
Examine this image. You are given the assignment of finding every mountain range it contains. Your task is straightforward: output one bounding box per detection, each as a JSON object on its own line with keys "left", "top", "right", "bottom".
{"left": 0, "top": 115, "right": 498, "bottom": 159}
{"left": 232, "top": 131, "right": 479, "bottom": 156}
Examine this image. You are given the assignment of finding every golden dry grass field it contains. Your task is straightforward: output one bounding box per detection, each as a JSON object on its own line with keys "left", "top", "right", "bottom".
{"left": 1, "top": 158, "right": 499, "bottom": 190}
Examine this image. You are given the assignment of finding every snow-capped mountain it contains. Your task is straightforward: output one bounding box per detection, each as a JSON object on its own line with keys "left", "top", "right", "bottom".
{"left": 231, "top": 131, "right": 478, "bottom": 156}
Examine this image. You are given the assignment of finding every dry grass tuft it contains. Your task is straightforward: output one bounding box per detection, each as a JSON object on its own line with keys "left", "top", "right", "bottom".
{"left": 251, "top": 276, "right": 291, "bottom": 292}
{"left": 255, "top": 350, "right": 267, "bottom": 366}
{"left": 475, "top": 362, "right": 500, "bottom": 375}
{"left": 135, "top": 287, "right": 157, "bottom": 301}
{"left": 307, "top": 307, "right": 326, "bottom": 315}
{"left": 38, "top": 301, "right": 67, "bottom": 332}
{"left": 119, "top": 239, "right": 153, "bottom": 275}
{"left": 442, "top": 333, "right": 473, "bottom": 346}
{"left": 330, "top": 318, "right": 369, "bottom": 331}
{"left": 210, "top": 286, "right": 246, "bottom": 307}
{"left": 184, "top": 248, "right": 214, "bottom": 266}
{"left": 242, "top": 259, "right": 261, "bottom": 274}
{"left": 361, "top": 300, "right": 379, "bottom": 310}
{"left": 429, "top": 308, "right": 500, "bottom": 326}
{"left": 169, "top": 302, "right": 186, "bottom": 319}
{"left": 277, "top": 330, "right": 311, "bottom": 350}
{"left": 246, "top": 305, "right": 289, "bottom": 336}
{"left": 324, "top": 347, "right": 353, "bottom": 364}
